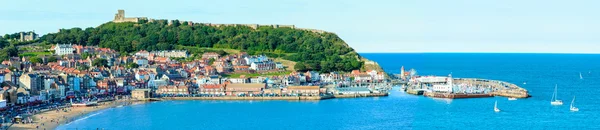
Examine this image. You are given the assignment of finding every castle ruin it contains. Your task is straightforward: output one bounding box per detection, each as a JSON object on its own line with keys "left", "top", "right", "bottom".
{"left": 113, "top": 10, "right": 147, "bottom": 23}
{"left": 110, "top": 10, "right": 328, "bottom": 33}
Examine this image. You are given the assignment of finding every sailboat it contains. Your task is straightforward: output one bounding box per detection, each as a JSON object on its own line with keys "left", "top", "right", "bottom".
{"left": 550, "top": 84, "right": 563, "bottom": 105}
{"left": 570, "top": 96, "right": 579, "bottom": 112}
{"left": 494, "top": 101, "right": 501, "bottom": 112}
{"left": 580, "top": 72, "right": 583, "bottom": 79}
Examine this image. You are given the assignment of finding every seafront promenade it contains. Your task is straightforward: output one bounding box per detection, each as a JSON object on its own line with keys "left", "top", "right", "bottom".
{"left": 160, "top": 93, "right": 389, "bottom": 101}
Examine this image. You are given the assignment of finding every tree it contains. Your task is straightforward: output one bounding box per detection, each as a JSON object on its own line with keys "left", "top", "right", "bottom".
{"left": 40, "top": 21, "right": 364, "bottom": 72}
{"left": 127, "top": 62, "right": 139, "bottom": 69}
{"left": 30, "top": 57, "right": 43, "bottom": 64}
{"left": 78, "top": 64, "right": 90, "bottom": 71}
{"left": 216, "top": 50, "right": 227, "bottom": 56}
{"left": 92, "top": 58, "right": 108, "bottom": 67}
{"left": 208, "top": 58, "right": 216, "bottom": 65}
{"left": 47, "top": 56, "right": 58, "bottom": 62}
{"left": 0, "top": 46, "right": 18, "bottom": 61}
{"left": 81, "top": 52, "right": 91, "bottom": 59}
{"left": 0, "top": 38, "right": 9, "bottom": 48}
{"left": 294, "top": 62, "right": 307, "bottom": 72}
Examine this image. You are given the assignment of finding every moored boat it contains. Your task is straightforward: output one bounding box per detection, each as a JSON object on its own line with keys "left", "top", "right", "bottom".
{"left": 494, "top": 101, "right": 501, "bottom": 112}
{"left": 550, "top": 85, "right": 563, "bottom": 105}
{"left": 570, "top": 96, "right": 579, "bottom": 112}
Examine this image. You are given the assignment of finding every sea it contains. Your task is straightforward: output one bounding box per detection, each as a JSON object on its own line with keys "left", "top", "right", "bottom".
{"left": 57, "top": 53, "right": 600, "bottom": 130}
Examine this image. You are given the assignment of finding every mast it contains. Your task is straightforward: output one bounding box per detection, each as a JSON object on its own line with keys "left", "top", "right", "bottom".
{"left": 552, "top": 84, "right": 558, "bottom": 101}
{"left": 571, "top": 96, "right": 575, "bottom": 108}
{"left": 494, "top": 101, "right": 497, "bottom": 109}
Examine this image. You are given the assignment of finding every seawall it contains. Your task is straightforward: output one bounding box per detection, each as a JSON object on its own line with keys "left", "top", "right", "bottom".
{"left": 160, "top": 93, "right": 389, "bottom": 101}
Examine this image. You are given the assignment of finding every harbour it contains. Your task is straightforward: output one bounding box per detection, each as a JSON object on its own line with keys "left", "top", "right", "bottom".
{"left": 395, "top": 70, "right": 530, "bottom": 99}
{"left": 54, "top": 53, "right": 600, "bottom": 130}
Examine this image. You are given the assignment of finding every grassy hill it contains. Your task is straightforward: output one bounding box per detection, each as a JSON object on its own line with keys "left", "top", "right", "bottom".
{"left": 40, "top": 20, "right": 365, "bottom": 72}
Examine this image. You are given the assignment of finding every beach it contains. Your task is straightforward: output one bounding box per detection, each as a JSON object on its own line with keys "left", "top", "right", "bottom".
{"left": 8, "top": 101, "right": 121, "bottom": 130}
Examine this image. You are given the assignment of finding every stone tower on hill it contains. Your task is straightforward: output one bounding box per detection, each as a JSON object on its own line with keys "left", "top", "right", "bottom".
{"left": 113, "top": 10, "right": 147, "bottom": 23}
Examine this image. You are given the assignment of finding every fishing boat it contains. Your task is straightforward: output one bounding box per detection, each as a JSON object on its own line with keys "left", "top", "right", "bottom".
{"left": 494, "top": 101, "right": 501, "bottom": 112}
{"left": 570, "top": 96, "right": 579, "bottom": 112}
{"left": 550, "top": 85, "right": 563, "bottom": 105}
{"left": 508, "top": 97, "right": 517, "bottom": 101}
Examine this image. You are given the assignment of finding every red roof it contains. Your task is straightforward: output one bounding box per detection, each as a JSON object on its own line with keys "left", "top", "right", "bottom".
{"left": 202, "top": 84, "right": 224, "bottom": 89}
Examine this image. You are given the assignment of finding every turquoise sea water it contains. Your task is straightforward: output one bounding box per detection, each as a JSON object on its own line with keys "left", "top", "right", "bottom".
{"left": 58, "top": 53, "right": 600, "bottom": 130}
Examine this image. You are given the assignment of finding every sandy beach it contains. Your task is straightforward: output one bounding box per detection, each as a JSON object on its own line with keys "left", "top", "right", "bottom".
{"left": 8, "top": 101, "right": 120, "bottom": 130}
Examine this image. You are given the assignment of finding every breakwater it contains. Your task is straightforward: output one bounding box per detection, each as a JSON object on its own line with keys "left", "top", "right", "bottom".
{"left": 454, "top": 78, "right": 530, "bottom": 98}
{"left": 405, "top": 78, "right": 530, "bottom": 99}
{"left": 424, "top": 92, "right": 492, "bottom": 99}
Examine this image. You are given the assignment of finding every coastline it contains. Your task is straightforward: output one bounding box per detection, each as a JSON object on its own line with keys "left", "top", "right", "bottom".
{"left": 160, "top": 93, "right": 389, "bottom": 101}
{"left": 8, "top": 101, "right": 133, "bottom": 130}
{"left": 8, "top": 94, "right": 390, "bottom": 129}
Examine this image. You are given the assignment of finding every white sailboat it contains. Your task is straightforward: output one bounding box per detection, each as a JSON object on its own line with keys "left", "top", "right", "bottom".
{"left": 494, "top": 101, "right": 501, "bottom": 112}
{"left": 570, "top": 96, "right": 579, "bottom": 112}
{"left": 551, "top": 84, "right": 563, "bottom": 105}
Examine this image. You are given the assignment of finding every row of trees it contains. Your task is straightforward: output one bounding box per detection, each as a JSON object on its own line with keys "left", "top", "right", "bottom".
{"left": 0, "top": 38, "right": 18, "bottom": 61}
{"left": 41, "top": 20, "right": 363, "bottom": 72}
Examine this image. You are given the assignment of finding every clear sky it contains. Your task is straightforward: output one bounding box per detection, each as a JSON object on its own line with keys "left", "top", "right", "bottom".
{"left": 1, "top": 0, "right": 599, "bottom": 53}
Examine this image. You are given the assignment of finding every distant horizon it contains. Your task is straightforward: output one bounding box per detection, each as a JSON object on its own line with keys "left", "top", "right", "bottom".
{"left": 358, "top": 52, "right": 600, "bottom": 54}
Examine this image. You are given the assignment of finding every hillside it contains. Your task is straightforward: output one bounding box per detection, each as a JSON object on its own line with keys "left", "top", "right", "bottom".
{"left": 41, "top": 20, "right": 366, "bottom": 72}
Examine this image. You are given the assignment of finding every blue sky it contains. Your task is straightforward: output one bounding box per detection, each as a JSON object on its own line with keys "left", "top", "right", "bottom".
{"left": 1, "top": 0, "right": 599, "bottom": 53}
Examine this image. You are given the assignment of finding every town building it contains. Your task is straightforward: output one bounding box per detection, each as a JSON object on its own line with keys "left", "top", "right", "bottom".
{"left": 54, "top": 44, "right": 75, "bottom": 55}
{"left": 199, "top": 84, "right": 225, "bottom": 95}
{"left": 18, "top": 73, "right": 44, "bottom": 95}
{"left": 250, "top": 62, "right": 275, "bottom": 71}
{"left": 225, "top": 83, "right": 265, "bottom": 95}
{"left": 132, "top": 89, "right": 151, "bottom": 100}
{"left": 202, "top": 52, "right": 220, "bottom": 59}
{"left": 284, "top": 86, "right": 321, "bottom": 96}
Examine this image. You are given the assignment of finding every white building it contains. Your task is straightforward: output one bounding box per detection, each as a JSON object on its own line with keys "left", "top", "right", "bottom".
{"left": 54, "top": 44, "right": 75, "bottom": 55}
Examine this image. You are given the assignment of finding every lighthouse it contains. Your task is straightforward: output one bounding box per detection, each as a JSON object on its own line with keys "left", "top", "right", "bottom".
{"left": 400, "top": 66, "right": 405, "bottom": 80}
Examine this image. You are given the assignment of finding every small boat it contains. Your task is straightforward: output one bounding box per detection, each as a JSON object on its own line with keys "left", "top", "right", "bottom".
{"left": 523, "top": 82, "right": 527, "bottom": 85}
{"left": 508, "top": 97, "right": 517, "bottom": 101}
{"left": 550, "top": 84, "right": 563, "bottom": 105}
{"left": 570, "top": 96, "right": 579, "bottom": 112}
{"left": 494, "top": 101, "right": 501, "bottom": 112}
{"left": 580, "top": 72, "right": 583, "bottom": 80}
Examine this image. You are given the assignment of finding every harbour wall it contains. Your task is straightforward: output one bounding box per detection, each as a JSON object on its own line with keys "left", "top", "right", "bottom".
{"left": 424, "top": 92, "right": 492, "bottom": 99}
{"left": 160, "top": 93, "right": 388, "bottom": 101}
{"left": 333, "top": 93, "right": 389, "bottom": 98}
{"left": 454, "top": 78, "right": 530, "bottom": 98}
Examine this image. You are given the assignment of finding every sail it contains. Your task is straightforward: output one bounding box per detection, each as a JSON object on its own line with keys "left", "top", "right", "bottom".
{"left": 552, "top": 85, "right": 558, "bottom": 101}
{"left": 571, "top": 96, "right": 575, "bottom": 108}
